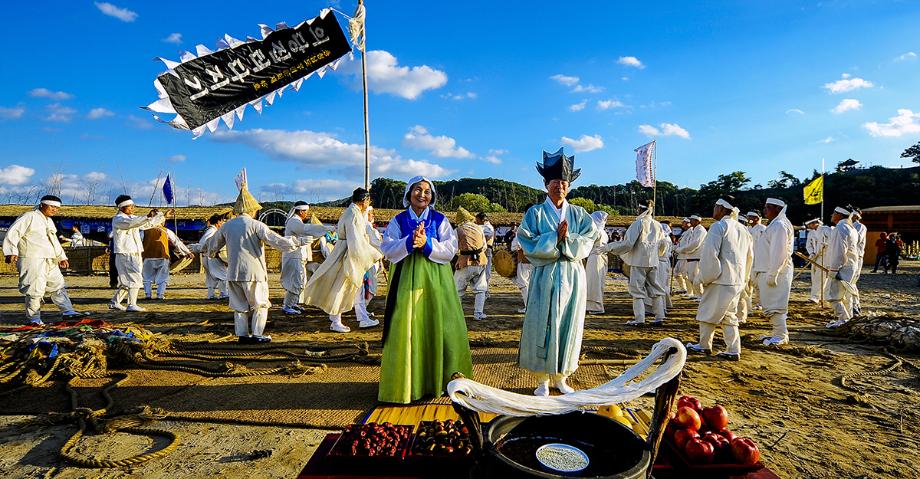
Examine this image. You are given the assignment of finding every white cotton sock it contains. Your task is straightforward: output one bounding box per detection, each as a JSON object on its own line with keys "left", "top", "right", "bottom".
{"left": 234, "top": 312, "right": 250, "bottom": 336}
{"left": 251, "top": 308, "right": 268, "bottom": 336}
{"left": 49, "top": 289, "right": 74, "bottom": 313}
{"left": 631, "top": 299, "right": 646, "bottom": 322}
{"left": 770, "top": 314, "right": 789, "bottom": 342}
{"left": 723, "top": 324, "right": 741, "bottom": 354}
{"left": 25, "top": 295, "right": 42, "bottom": 321}
{"left": 127, "top": 288, "right": 140, "bottom": 307}
{"left": 654, "top": 297, "right": 666, "bottom": 321}
{"left": 112, "top": 288, "right": 128, "bottom": 306}
{"left": 699, "top": 322, "right": 717, "bottom": 350}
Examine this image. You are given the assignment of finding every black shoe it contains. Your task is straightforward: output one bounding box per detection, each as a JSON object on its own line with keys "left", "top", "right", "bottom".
{"left": 685, "top": 343, "right": 712, "bottom": 355}
{"left": 715, "top": 352, "right": 740, "bottom": 361}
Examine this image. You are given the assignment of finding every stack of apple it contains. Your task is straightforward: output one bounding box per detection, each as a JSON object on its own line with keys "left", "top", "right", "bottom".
{"left": 666, "top": 395, "right": 760, "bottom": 467}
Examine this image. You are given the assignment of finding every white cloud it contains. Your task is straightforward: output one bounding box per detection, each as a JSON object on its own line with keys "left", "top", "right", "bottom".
{"left": 0, "top": 165, "right": 36, "bottom": 185}
{"left": 560, "top": 134, "right": 604, "bottom": 153}
{"left": 818, "top": 136, "right": 836, "bottom": 144}
{"left": 895, "top": 51, "right": 917, "bottom": 62}
{"left": 0, "top": 106, "right": 25, "bottom": 119}
{"left": 823, "top": 74, "right": 873, "bottom": 94}
{"left": 126, "top": 115, "right": 153, "bottom": 130}
{"left": 597, "top": 99, "right": 625, "bottom": 110}
{"left": 549, "top": 74, "right": 579, "bottom": 87}
{"left": 483, "top": 149, "right": 506, "bottom": 165}
{"left": 340, "top": 50, "right": 447, "bottom": 100}
{"left": 85, "top": 172, "right": 107, "bottom": 182}
{"left": 863, "top": 109, "right": 920, "bottom": 137}
{"left": 442, "top": 91, "right": 476, "bottom": 101}
{"left": 617, "top": 56, "right": 645, "bottom": 69}
{"left": 260, "top": 179, "right": 354, "bottom": 202}
{"left": 572, "top": 83, "right": 604, "bottom": 93}
{"left": 403, "top": 125, "right": 473, "bottom": 158}
{"left": 831, "top": 98, "right": 861, "bottom": 114}
{"left": 29, "top": 88, "right": 72, "bottom": 100}
{"left": 785, "top": 108, "right": 805, "bottom": 116}
{"left": 211, "top": 128, "right": 451, "bottom": 179}
{"left": 162, "top": 33, "right": 183, "bottom": 44}
{"left": 94, "top": 2, "right": 137, "bottom": 22}
{"left": 45, "top": 103, "right": 76, "bottom": 122}
{"left": 167, "top": 154, "right": 187, "bottom": 163}
{"left": 569, "top": 100, "right": 587, "bottom": 112}
{"left": 639, "top": 122, "right": 691, "bottom": 139}
{"left": 87, "top": 107, "right": 114, "bottom": 120}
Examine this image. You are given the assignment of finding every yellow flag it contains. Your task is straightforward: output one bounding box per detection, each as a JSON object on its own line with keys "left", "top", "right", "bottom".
{"left": 803, "top": 176, "right": 823, "bottom": 205}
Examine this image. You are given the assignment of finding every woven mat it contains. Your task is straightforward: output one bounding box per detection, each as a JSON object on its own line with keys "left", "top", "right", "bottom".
{"left": 0, "top": 347, "right": 615, "bottom": 429}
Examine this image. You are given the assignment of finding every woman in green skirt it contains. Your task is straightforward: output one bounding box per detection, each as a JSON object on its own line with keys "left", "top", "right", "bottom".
{"left": 378, "top": 176, "right": 473, "bottom": 404}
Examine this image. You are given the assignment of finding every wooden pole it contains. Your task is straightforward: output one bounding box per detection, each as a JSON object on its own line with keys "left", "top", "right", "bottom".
{"left": 360, "top": 0, "right": 370, "bottom": 191}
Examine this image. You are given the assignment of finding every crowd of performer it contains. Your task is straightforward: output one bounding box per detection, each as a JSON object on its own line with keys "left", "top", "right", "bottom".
{"left": 2, "top": 148, "right": 872, "bottom": 402}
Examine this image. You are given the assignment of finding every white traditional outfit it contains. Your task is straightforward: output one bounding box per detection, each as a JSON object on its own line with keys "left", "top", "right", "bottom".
{"left": 673, "top": 220, "right": 691, "bottom": 294}
{"left": 851, "top": 217, "right": 867, "bottom": 315}
{"left": 303, "top": 199, "right": 383, "bottom": 332}
{"left": 280, "top": 203, "right": 328, "bottom": 314}
{"left": 606, "top": 204, "right": 666, "bottom": 325}
{"left": 752, "top": 198, "right": 795, "bottom": 346}
{"left": 674, "top": 216, "right": 707, "bottom": 299}
{"left": 585, "top": 211, "right": 610, "bottom": 313}
{"left": 656, "top": 223, "right": 674, "bottom": 310}
{"left": 212, "top": 172, "right": 300, "bottom": 342}
{"left": 141, "top": 226, "right": 192, "bottom": 299}
{"left": 687, "top": 201, "right": 753, "bottom": 360}
{"left": 453, "top": 208, "right": 489, "bottom": 320}
{"left": 737, "top": 213, "right": 766, "bottom": 322}
{"left": 825, "top": 208, "right": 859, "bottom": 328}
{"left": 510, "top": 236, "right": 533, "bottom": 313}
{"left": 805, "top": 219, "right": 831, "bottom": 303}
{"left": 481, "top": 220, "right": 496, "bottom": 282}
{"left": 188, "top": 223, "right": 228, "bottom": 299}
{"left": 110, "top": 197, "right": 166, "bottom": 312}
{"left": 518, "top": 148, "right": 598, "bottom": 396}
{"left": 2, "top": 198, "right": 80, "bottom": 324}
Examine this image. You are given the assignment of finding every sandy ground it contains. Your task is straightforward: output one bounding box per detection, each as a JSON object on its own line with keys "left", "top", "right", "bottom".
{"left": 1, "top": 262, "right": 919, "bottom": 478}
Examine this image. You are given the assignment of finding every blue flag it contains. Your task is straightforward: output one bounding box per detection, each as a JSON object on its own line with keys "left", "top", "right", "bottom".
{"left": 163, "top": 175, "right": 174, "bottom": 204}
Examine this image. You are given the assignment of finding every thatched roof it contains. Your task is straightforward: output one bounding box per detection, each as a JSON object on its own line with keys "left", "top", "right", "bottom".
{"left": 0, "top": 204, "right": 708, "bottom": 227}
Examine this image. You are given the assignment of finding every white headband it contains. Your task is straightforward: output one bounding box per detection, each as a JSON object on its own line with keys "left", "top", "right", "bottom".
{"left": 746, "top": 211, "right": 760, "bottom": 218}
{"left": 41, "top": 200, "right": 62, "bottom": 207}
{"left": 715, "top": 199, "right": 734, "bottom": 210}
{"left": 689, "top": 215, "right": 701, "bottom": 221}
{"left": 805, "top": 218, "right": 821, "bottom": 225}
{"left": 834, "top": 206, "right": 851, "bottom": 215}
{"left": 117, "top": 199, "right": 135, "bottom": 208}
{"left": 766, "top": 197, "right": 786, "bottom": 207}
{"left": 294, "top": 204, "right": 310, "bottom": 211}
{"left": 681, "top": 217, "right": 690, "bottom": 222}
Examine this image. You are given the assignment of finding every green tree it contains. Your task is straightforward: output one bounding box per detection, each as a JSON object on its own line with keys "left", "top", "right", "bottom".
{"left": 835, "top": 158, "right": 859, "bottom": 172}
{"left": 901, "top": 141, "right": 920, "bottom": 165}
{"left": 767, "top": 170, "right": 802, "bottom": 189}
{"left": 568, "top": 197, "right": 598, "bottom": 212}
{"left": 448, "top": 193, "right": 506, "bottom": 213}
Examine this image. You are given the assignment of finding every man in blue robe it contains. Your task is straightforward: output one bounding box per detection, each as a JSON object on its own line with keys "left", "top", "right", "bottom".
{"left": 517, "top": 148, "right": 598, "bottom": 396}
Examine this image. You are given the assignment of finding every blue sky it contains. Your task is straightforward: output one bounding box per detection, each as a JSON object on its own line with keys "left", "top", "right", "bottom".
{"left": 1, "top": 1, "right": 919, "bottom": 206}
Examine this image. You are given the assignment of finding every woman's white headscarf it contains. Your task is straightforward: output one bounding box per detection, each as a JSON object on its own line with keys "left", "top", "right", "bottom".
{"left": 403, "top": 176, "right": 437, "bottom": 208}
{"left": 590, "top": 211, "right": 608, "bottom": 229}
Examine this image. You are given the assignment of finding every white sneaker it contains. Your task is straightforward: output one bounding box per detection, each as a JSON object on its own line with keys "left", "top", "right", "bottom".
{"left": 126, "top": 305, "right": 146, "bottom": 312}
{"left": 625, "top": 319, "right": 645, "bottom": 326}
{"left": 358, "top": 318, "right": 380, "bottom": 328}
{"left": 516, "top": 308, "right": 527, "bottom": 314}
{"left": 809, "top": 297, "right": 820, "bottom": 304}
{"left": 109, "top": 302, "right": 126, "bottom": 311}
{"left": 554, "top": 379, "right": 575, "bottom": 394}
{"left": 826, "top": 319, "right": 847, "bottom": 329}
{"left": 534, "top": 381, "right": 550, "bottom": 397}
{"left": 762, "top": 337, "right": 788, "bottom": 347}
{"left": 330, "top": 322, "right": 351, "bottom": 333}
{"left": 29, "top": 319, "right": 45, "bottom": 327}
{"left": 157, "top": 295, "right": 166, "bottom": 300}
{"left": 473, "top": 313, "right": 487, "bottom": 321}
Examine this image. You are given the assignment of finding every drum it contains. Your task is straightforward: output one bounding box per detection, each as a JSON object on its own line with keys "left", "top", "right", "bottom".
{"left": 493, "top": 248, "right": 518, "bottom": 278}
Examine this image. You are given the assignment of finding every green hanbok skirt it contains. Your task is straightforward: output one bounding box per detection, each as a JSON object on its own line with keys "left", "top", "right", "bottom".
{"left": 378, "top": 252, "right": 473, "bottom": 404}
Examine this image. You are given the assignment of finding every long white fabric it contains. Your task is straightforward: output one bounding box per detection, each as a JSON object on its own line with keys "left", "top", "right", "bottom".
{"left": 510, "top": 237, "right": 532, "bottom": 307}
{"left": 806, "top": 225, "right": 831, "bottom": 300}
{"left": 585, "top": 228, "right": 609, "bottom": 312}
{"left": 447, "top": 338, "right": 685, "bottom": 417}
{"left": 303, "top": 203, "right": 383, "bottom": 315}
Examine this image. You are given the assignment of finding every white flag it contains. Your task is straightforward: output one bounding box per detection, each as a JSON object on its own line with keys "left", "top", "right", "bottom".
{"left": 634, "top": 141, "right": 655, "bottom": 187}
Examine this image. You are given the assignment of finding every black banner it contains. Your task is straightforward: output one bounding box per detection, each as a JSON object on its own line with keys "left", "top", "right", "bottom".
{"left": 157, "top": 12, "right": 351, "bottom": 130}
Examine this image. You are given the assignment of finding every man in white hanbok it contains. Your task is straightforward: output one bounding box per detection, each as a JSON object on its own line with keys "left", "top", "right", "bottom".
{"left": 752, "top": 198, "right": 795, "bottom": 347}
{"left": 477, "top": 213, "right": 496, "bottom": 283}
{"left": 825, "top": 207, "right": 859, "bottom": 329}
{"left": 850, "top": 209, "right": 867, "bottom": 316}
{"left": 656, "top": 221, "right": 674, "bottom": 310}
{"left": 804, "top": 218, "right": 831, "bottom": 303}
{"left": 109, "top": 195, "right": 170, "bottom": 312}
{"left": 280, "top": 201, "right": 329, "bottom": 315}
{"left": 686, "top": 198, "right": 753, "bottom": 360}
{"left": 303, "top": 188, "right": 383, "bottom": 333}
{"left": 585, "top": 211, "right": 610, "bottom": 314}
{"left": 141, "top": 225, "right": 193, "bottom": 300}
{"left": 188, "top": 213, "right": 230, "bottom": 299}
{"left": 606, "top": 201, "right": 666, "bottom": 325}
{"left": 453, "top": 208, "right": 489, "bottom": 320}
{"left": 3, "top": 195, "right": 85, "bottom": 325}
{"left": 674, "top": 215, "right": 707, "bottom": 299}
{"left": 211, "top": 172, "right": 301, "bottom": 343}
{"left": 673, "top": 218, "right": 691, "bottom": 294}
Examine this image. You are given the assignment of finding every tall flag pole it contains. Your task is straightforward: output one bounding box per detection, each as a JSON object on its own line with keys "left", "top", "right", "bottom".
{"left": 350, "top": 0, "right": 370, "bottom": 190}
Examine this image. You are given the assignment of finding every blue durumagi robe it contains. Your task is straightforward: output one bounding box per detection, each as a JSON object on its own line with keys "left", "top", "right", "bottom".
{"left": 517, "top": 198, "right": 598, "bottom": 376}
